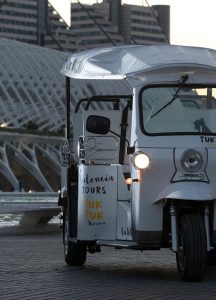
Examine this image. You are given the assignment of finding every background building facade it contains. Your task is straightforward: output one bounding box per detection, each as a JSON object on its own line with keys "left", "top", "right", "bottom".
{"left": 94, "top": 0, "right": 169, "bottom": 44}
{"left": 0, "top": 0, "right": 170, "bottom": 52}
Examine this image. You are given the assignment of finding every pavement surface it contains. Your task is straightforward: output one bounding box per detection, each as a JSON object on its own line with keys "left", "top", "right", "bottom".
{"left": 1, "top": 229, "right": 216, "bottom": 300}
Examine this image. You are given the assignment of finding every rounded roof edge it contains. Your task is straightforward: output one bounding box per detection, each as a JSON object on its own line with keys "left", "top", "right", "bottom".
{"left": 61, "top": 44, "right": 216, "bottom": 79}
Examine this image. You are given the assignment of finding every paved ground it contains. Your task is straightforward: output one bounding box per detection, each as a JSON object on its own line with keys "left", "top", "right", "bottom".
{"left": 1, "top": 230, "right": 216, "bottom": 300}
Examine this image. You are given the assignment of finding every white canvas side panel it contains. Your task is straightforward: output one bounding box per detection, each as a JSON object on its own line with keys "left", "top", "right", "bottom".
{"left": 116, "top": 201, "right": 132, "bottom": 241}
{"left": 116, "top": 166, "right": 132, "bottom": 240}
{"left": 117, "top": 165, "right": 130, "bottom": 201}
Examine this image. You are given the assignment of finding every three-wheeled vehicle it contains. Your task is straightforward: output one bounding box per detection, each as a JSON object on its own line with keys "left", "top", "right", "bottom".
{"left": 59, "top": 44, "right": 216, "bottom": 281}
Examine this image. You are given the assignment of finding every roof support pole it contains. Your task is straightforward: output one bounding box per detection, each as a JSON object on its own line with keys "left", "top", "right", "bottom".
{"left": 65, "top": 76, "right": 78, "bottom": 238}
{"left": 66, "top": 76, "right": 71, "bottom": 139}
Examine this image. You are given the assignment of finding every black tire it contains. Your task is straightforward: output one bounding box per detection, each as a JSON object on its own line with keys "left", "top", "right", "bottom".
{"left": 207, "top": 249, "right": 216, "bottom": 265}
{"left": 176, "top": 213, "right": 207, "bottom": 282}
{"left": 63, "top": 210, "right": 86, "bottom": 266}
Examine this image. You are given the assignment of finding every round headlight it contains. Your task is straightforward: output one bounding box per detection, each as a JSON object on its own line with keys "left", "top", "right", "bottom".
{"left": 131, "top": 152, "right": 150, "bottom": 170}
{"left": 181, "top": 149, "right": 203, "bottom": 172}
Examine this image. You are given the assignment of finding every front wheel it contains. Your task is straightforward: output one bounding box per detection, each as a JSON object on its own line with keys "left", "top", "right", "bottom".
{"left": 63, "top": 210, "right": 86, "bottom": 266}
{"left": 176, "top": 213, "right": 207, "bottom": 281}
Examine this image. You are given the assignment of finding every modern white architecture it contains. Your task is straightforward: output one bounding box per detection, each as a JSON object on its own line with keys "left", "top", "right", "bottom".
{"left": 0, "top": 37, "right": 130, "bottom": 191}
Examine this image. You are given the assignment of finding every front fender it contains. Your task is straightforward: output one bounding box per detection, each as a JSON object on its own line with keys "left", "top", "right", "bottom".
{"left": 154, "top": 182, "right": 216, "bottom": 202}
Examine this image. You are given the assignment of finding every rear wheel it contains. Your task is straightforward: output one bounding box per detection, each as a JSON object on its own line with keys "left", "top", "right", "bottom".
{"left": 176, "top": 213, "right": 207, "bottom": 281}
{"left": 63, "top": 209, "right": 86, "bottom": 266}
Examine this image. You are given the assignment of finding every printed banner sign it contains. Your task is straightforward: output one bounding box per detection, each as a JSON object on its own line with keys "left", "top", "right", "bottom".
{"left": 78, "top": 165, "right": 117, "bottom": 240}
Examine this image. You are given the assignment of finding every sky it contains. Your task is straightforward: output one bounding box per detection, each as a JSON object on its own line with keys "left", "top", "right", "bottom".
{"left": 49, "top": 0, "right": 216, "bottom": 50}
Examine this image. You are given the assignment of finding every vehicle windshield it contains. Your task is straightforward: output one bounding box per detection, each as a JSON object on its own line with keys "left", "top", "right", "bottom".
{"left": 141, "top": 86, "right": 216, "bottom": 135}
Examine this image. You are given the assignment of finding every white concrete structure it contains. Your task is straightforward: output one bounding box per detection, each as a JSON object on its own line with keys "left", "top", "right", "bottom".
{"left": 0, "top": 38, "right": 131, "bottom": 191}
{"left": 0, "top": 38, "right": 68, "bottom": 191}
{"left": 0, "top": 38, "right": 67, "bottom": 131}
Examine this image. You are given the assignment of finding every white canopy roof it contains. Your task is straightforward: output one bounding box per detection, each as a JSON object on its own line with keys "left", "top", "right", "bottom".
{"left": 61, "top": 45, "right": 216, "bottom": 80}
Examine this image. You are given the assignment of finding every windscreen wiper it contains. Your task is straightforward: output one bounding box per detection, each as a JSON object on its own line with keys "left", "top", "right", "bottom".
{"left": 151, "top": 75, "right": 189, "bottom": 118}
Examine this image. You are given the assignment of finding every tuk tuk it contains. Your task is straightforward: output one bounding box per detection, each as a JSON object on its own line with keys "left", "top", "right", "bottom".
{"left": 59, "top": 44, "right": 216, "bottom": 281}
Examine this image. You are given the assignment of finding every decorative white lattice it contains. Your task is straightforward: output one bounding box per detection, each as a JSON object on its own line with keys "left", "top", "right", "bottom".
{"left": 0, "top": 38, "right": 131, "bottom": 191}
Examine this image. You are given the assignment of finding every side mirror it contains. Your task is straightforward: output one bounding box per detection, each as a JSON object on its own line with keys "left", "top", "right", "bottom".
{"left": 86, "top": 115, "right": 110, "bottom": 135}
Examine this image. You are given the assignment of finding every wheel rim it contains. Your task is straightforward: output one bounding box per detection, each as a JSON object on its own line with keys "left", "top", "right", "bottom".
{"left": 178, "top": 234, "right": 186, "bottom": 271}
